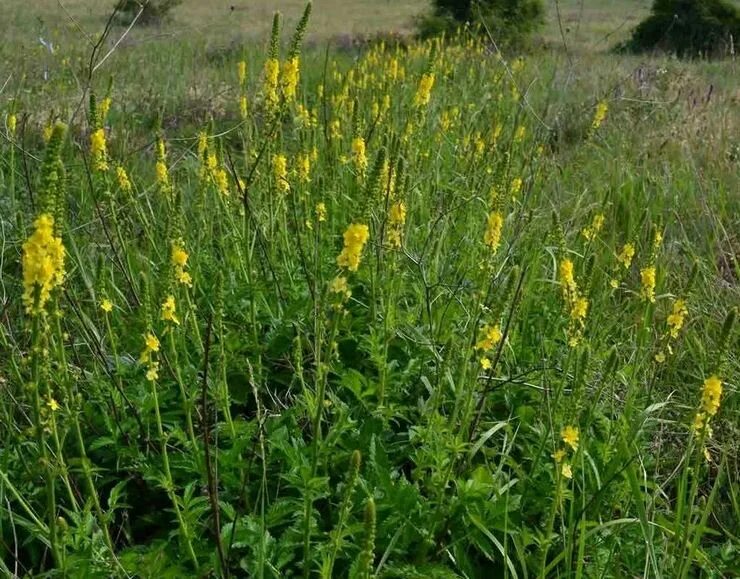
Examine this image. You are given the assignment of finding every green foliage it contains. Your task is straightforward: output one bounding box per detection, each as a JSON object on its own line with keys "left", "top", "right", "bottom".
{"left": 626, "top": 0, "right": 740, "bottom": 57}
{"left": 419, "top": 0, "right": 545, "bottom": 46}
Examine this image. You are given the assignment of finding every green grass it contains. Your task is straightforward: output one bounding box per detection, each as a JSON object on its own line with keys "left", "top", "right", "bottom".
{"left": 1, "top": 1, "right": 738, "bottom": 577}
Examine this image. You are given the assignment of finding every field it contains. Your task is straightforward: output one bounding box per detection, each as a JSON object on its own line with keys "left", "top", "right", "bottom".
{"left": 1, "top": 0, "right": 738, "bottom": 577}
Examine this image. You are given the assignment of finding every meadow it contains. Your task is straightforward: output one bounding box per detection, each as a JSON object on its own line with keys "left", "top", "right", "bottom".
{"left": 0, "top": 0, "right": 738, "bottom": 577}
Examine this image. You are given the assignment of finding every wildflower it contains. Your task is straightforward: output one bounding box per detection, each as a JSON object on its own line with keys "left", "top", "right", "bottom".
{"left": 140, "top": 332, "right": 160, "bottom": 364}
{"left": 237, "top": 60, "right": 247, "bottom": 86}
{"left": 161, "top": 295, "right": 180, "bottom": 325}
{"left": 552, "top": 449, "right": 566, "bottom": 463}
{"left": 146, "top": 363, "right": 160, "bottom": 382}
{"left": 100, "top": 299, "right": 113, "bottom": 313}
{"left": 171, "top": 242, "right": 192, "bottom": 287}
{"left": 387, "top": 201, "right": 407, "bottom": 248}
{"left": 700, "top": 375, "right": 722, "bottom": 418}
{"left": 22, "top": 214, "right": 66, "bottom": 315}
{"left": 483, "top": 211, "right": 503, "bottom": 253}
{"left": 281, "top": 57, "right": 300, "bottom": 101}
{"left": 116, "top": 166, "right": 132, "bottom": 193}
{"left": 263, "top": 57, "right": 280, "bottom": 112}
{"left": 329, "top": 119, "right": 341, "bottom": 140}
{"left": 617, "top": 243, "right": 635, "bottom": 269}
{"left": 640, "top": 266, "right": 656, "bottom": 303}
{"left": 296, "top": 152, "right": 311, "bottom": 183}
{"left": 336, "top": 223, "right": 370, "bottom": 272}
{"left": 610, "top": 279, "right": 619, "bottom": 289}
{"left": 99, "top": 97, "right": 112, "bottom": 122}
{"left": 581, "top": 213, "right": 605, "bottom": 241}
{"left": 509, "top": 177, "right": 522, "bottom": 199}
{"left": 571, "top": 296, "right": 589, "bottom": 321}
{"left": 413, "top": 72, "right": 435, "bottom": 108}
{"left": 561, "top": 425, "right": 579, "bottom": 451}
{"left": 239, "top": 95, "right": 248, "bottom": 120}
{"left": 559, "top": 259, "right": 576, "bottom": 294}
{"left": 655, "top": 351, "right": 666, "bottom": 363}
{"left": 475, "top": 324, "right": 503, "bottom": 352}
{"left": 480, "top": 358, "right": 492, "bottom": 370}
{"left": 47, "top": 397, "right": 60, "bottom": 412}
{"left": 329, "top": 275, "right": 351, "bottom": 299}
{"left": 561, "top": 463, "right": 573, "bottom": 479}
{"left": 316, "top": 202, "right": 327, "bottom": 223}
{"left": 591, "top": 101, "right": 608, "bottom": 132}
{"left": 90, "top": 128, "right": 109, "bottom": 172}
{"left": 666, "top": 299, "right": 688, "bottom": 338}
{"left": 351, "top": 136, "right": 368, "bottom": 178}
{"left": 272, "top": 154, "right": 289, "bottom": 193}
{"left": 7, "top": 113, "right": 17, "bottom": 136}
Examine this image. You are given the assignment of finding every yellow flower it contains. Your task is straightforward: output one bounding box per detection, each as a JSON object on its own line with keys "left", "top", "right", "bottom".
{"left": 116, "top": 166, "right": 132, "bottom": 193}
{"left": 581, "top": 213, "right": 605, "bottom": 241}
{"left": 171, "top": 242, "right": 192, "bottom": 287}
{"left": 272, "top": 154, "right": 289, "bottom": 193}
{"left": 414, "top": 72, "right": 435, "bottom": 108}
{"left": 100, "top": 299, "right": 113, "bottom": 313}
{"left": 571, "top": 296, "right": 589, "bottom": 321}
{"left": 351, "top": 136, "right": 368, "bottom": 177}
{"left": 480, "top": 357, "right": 492, "bottom": 370}
{"left": 666, "top": 299, "right": 688, "bottom": 338}
{"left": 552, "top": 449, "right": 566, "bottom": 463}
{"left": 514, "top": 125, "right": 526, "bottom": 143}
{"left": 280, "top": 57, "right": 300, "bottom": 101}
{"left": 90, "top": 128, "right": 109, "bottom": 172}
{"left": 329, "top": 119, "right": 342, "bottom": 140}
{"left": 610, "top": 279, "right": 619, "bottom": 289}
{"left": 161, "top": 295, "right": 180, "bottom": 325}
{"left": 559, "top": 259, "right": 576, "bottom": 293}
{"left": 155, "top": 161, "right": 170, "bottom": 192}
{"left": 296, "top": 152, "right": 311, "bottom": 183}
{"left": 22, "top": 214, "right": 66, "bottom": 315}
{"left": 336, "top": 223, "right": 370, "bottom": 272}
{"left": 475, "top": 324, "right": 503, "bottom": 352}
{"left": 655, "top": 351, "right": 666, "bottom": 363}
{"left": 140, "top": 332, "right": 160, "bottom": 364}
{"left": 99, "top": 97, "right": 112, "bottom": 122}
{"left": 47, "top": 397, "right": 60, "bottom": 412}
{"left": 263, "top": 57, "right": 280, "bottom": 112}
{"left": 617, "top": 243, "right": 635, "bottom": 269}
{"left": 329, "top": 275, "right": 350, "bottom": 296}
{"left": 387, "top": 201, "right": 407, "bottom": 248}
{"left": 146, "top": 363, "right": 159, "bottom": 382}
{"left": 561, "top": 463, "right": 573, "bottom": 479}
{"left": 640, "top": 266, "right": 656, "bottom": 303}
{"left": 700, "top": 375, "right": 722, "bottom": 418}
{"left": 483, "top": 211, "right": 503, "bottom": 253}
{"left": 7, "top": 113, "right": 17, "bottom": 136}
{"left": 591, "top": 101, "right": 608, "bottom": 132}
{"left": 239, "top": 95, "right": 248, "bottom": 120}
{"left": 509, "top": 177, "right": 522, "bottom": 199}
{"left": 237, "top": 60, "right": 247, "bottom": 86}
{"left": 561, "top": 425, "right": 579, "bottom": 451}
{"left": 316, "top": 202, "right": 327, "bottom": 223}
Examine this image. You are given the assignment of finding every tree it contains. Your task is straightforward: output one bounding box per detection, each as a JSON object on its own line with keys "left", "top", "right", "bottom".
{"left": 627, "top": 0, "right": 740, "bottom": 57}
{"left": 419, "top": 0, "right": 545, "bottom": 46}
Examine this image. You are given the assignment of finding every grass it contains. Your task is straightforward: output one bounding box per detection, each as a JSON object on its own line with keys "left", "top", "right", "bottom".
{"left": 1, "top": 1, "right": 739, "bottom": 577}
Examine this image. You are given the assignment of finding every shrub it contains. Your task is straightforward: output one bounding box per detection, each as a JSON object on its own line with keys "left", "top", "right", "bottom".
{"left": 626, "top": 0, "right": 740, "bottom": 57}
{"left": 115, "top": 0, "right": 183, "bottom": 26}
{"left": 419, "top": 0, "right": 545, "bottom": 46}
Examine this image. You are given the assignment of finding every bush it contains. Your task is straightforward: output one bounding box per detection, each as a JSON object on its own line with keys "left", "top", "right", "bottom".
{"left": 419, "top": 0, "right": 545, "bottom": 46}
{"left": 626, "top": 0, "right": 740, "bottom": 57}
{"left": 115, "top": 0, "right": 182, "bottom": 26}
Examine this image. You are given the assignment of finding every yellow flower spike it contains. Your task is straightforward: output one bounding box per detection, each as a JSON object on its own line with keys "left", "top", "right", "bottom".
{"left": 237, "top": 60, "right": 247, "bottom": 86}
{"left": 561, "top": 463, "right": 573, "bottom": 479}
{"left": 272, "top": 154, "right": 289, "bottom": 193}
{"left": 351, "top": 136, "right": 368, "bottom": 178}
{"left": 100, "top": 299, "right": 113, "bottom": 313}
{"left": 116, "top": 165, "right": 132, "bottom": 193}
{"left": 140, "top": 332, "right": 160, "bottom": 364}
{"left": 90, "top": 128, "right": 109, "bottom": 172}
{"left": 296, "top": 152, "right": 311, "bottom": 184}
{"left": 263, "top": 57, "right": 280, "bottom": 112}
{"left": 161, "top": 295, "right": 180, "bottom": 325}
{"left": 666, "top": 299, "right": 688, "bottom": 338}
{"left": 7, "top": 113, "right": 17, "bottom": 136}
{"left": 315, "top": 202, "right": 327, "bottom": 223}
{"left": 475, "top": 324, "right": 503, "bottom": 352}
{"left": 561, "top": 425, "right": 580, "bottom": 451}
{"left": 146, "top": 363, "right": 160, "bottom": 382}
{"left": 617, "top": 243, "right": 635, "bottom": 269}
{"left": 700, "top": 375, "right": 722, "bottom": 418}
{"left": 483, "top": 211, "right": 503, "bottom": 253}
{"left": 413, "top": 72, "right": 435, "bottom": 108}
{"left": 280, "top": 57, "right": 300, "bottom": 102}
{"left": 336, "top": 223, "right": 370, "bottom": 272}
{"left": 22, "top": 214, "right": 66, "bottom": 315}
{"left": 387, "top": 201, "right": 407, "bottom": 249}
{"left": 591, "top": 101, "right": 608, "bottom": 132}
{"left": 640, "top": 266, "right": 656, "bottom": 303}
